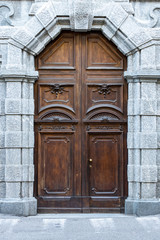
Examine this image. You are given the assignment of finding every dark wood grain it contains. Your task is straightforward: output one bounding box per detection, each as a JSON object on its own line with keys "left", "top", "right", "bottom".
{"left": 34, "top": 31, "right": 127, "bottom": 213}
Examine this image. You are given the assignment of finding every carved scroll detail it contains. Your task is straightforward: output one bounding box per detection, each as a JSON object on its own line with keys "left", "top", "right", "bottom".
{"left": 90, "top": 113, "right": 119, "bottom": 121}
{"left": 45, "top": 84, "right": 67, "bottom": 98}
{"left": 41, "top": 112, "right": 71, "bottom": 122}
{"left": 0, "top": 3, "right": 14, "bottom": 26}
{"left": 97, "top": 84, "right": 111, "bottom": 98}
{"left": 134, "top": 7, "right": 160, "bottom": 28}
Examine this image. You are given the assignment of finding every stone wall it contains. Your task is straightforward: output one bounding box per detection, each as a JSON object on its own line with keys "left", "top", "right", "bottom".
{"left": 0, "top": 0, "right": 160, "bottom": 216}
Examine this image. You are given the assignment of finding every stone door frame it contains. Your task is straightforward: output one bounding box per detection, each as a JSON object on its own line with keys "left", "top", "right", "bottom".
{"left": 0, "top": 0, "right": 160, "bottom": 216}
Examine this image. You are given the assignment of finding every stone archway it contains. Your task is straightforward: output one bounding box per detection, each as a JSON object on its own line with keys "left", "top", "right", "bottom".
{"left": 0, "top": 0, "right": 160, "bottom": 216}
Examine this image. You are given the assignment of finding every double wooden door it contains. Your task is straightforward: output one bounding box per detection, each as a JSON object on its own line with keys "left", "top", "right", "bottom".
{"left": 34, "top": 32, "right": 127, "bottom": 213}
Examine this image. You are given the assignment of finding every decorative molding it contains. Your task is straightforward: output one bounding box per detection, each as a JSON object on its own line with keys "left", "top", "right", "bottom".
{"left": 44, "top": 187, "right": 70, "bottom": 195}
{"left": 124, "top": 70, "right": 160, "bottom": 81}
{"left": 0, "top": 70, "right": 39, "bottom": 82}
{"left": 134, "top": 7, "right": 160, "bottom": 28}
{"left": 38, "top": 125, "right": 75, "bottom": 131}
{"left": 0, "top": 2, "right": 14, "bottom": 26}
{"left": 41, "top": 112, "right": 72, "bottom": 121}
{"left": 96, "top": 84, "right": 111, "bottom": 98}
{"left": 90, "top": 113, "right": 119, "bottom": 121}
{"left": 91, "top": 187, "right": 118, "bottom": 195}
{"left": 8, "top": 0, "right": 159, "bottom": 56}
{"left": 69, "top": 0, "right": 93, "bottom": 31}
{"left": 46, "top": 84, "right": 67, "bottom": 98}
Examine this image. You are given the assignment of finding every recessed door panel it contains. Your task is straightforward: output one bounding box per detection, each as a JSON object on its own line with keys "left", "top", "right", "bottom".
{"left": 89, "top": 133, "right": 120, "bottom": 196}
{"left": 39, "top": 133, "right": 73, "bottom": 196}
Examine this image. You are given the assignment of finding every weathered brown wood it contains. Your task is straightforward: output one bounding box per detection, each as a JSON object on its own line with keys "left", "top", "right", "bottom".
{"left": 34, "top": 31, "right": 127, "bottom": 213}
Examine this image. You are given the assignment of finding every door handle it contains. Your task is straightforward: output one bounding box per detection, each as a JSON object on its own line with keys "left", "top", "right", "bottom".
{"left": 89, "top": 159, "right": 93, "bottom": 168}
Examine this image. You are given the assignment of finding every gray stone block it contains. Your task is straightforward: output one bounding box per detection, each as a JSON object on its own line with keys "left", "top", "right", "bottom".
{"left": 140, "top": 133, "right": 157, "bottom": 149}
{"left": 140, "top": 166, "right": 157, "bottom": 183}
{"left": 5, "top": 165, "right": 22, "bottom": 182}
{"left": 128, "top": 149, "right": 140, "bottom": 165}
{"left": 0, "top": 182, "right": 5, "bottom": 198}
{"left": 0, "top": 116, "right": 5, "bottom": 132}
{"left": 129, "top": 182, "right": 140, "bottom": 199}
{"left": 141, "top": 116, "right": 156, "bottom": 132}
{"left": 29, "top": 83, "right": 34, "bottom": 99}
{"left": 130, "top": 30, "right": 152, "bottom": 46}
{"left": 22, "top": 165, "right": 34, "bottom": 182}
{"left": 125, "top": 199, "right": 160, "bottom": 216}
{"left": 141, "top": 150, "right": 156, "bottom": 165}
{"left": 25, "top": 15, "right": 43, "bottom": 36}
{"left": 22, "top": 182, "right": 29, "bottom": 198}
{"left": 7, "top": 44, "right": 22, "bottom": 70}
{"left": 141, "top": 183, "right": 156, "bottom": 199}
{"left": 0, "top": 132, "right": 5, "bottom": 148}
{"left": 6, "top": 115, "right": 21, "bottom": 131}
{"left": 6, "top": 182, "right": 21, "bottom": 198}
{"left": 22, "top": 82, "right": 29, "bottom": 99}
{"left": 156, "top": 100, "right": 160, "bottom": 115}
{"left": 128, "top": 165, "right": 140, "bottom": 182}
{"left": 120, "top": 15, "right": 139, "bottom": 37}
{"left": 157, "top": 133, "right": 160, "bottom": 148}
{"left": 156, "top": 182, "right": 160, "bottom": 198}
{"left": 5, "top": 131, "right": 21, "bottom": 148}
{"left": 0, "top": 149, "right": 6, "bottom": 164}
{"left": 141, "top": 46, "right": 156, "bottom": 70}
{"left": 141, "top": 99, "right": 157, "bottom": 115}
{"left": 36, "top": 3, "right": 55, "bottom": 27}
{"left": 141, "top": 82, "right": 156, "bottom": 99}
{"left": 101, "top": 22, "right": 114, "bottom": 41}
{"left": 29, "top": 99, "right": 34, "bottom": 115}
{"left": 5, "top": 99, "right": 21, "bottom": 114}
{"left": 127, "top": 132, "right": 140, "bottom": 149}
{"left": 0, "top": 165, "right": 5, "bottom": 181}
{"left": 0, "top": 198, "right": 37, "bottom": 216}
{"left": 21, "top": 99, "right": 29, "bottom": 115}
{"left": 0, "top": 100, "right": 5, "bottom": 115}
{"left": 107, "top": 4, "right": 128, "bottom": 28}
{"left": 6, "top": 149, "right": 21, "bottom": 165}
{"left": 0, "top": 82, "right": 5, "bottom": 99}
{"left": 12, "top": 28, "right": 34, "bottom": 47}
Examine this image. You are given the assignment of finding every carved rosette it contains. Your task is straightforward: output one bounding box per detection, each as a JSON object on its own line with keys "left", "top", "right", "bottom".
{"left": 49, "top": 84, "right": 66, "bottom": 98}
{"left": 97, "top": 84, "right": 111, "bottom": 98}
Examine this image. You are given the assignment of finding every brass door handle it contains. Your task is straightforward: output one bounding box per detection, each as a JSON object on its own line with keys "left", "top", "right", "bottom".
{"left": 89, "top": 159, "right": 92, "bottom": 168}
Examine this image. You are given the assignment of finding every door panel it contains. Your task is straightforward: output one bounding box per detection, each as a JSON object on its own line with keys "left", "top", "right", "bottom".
{"left": 39, "top": 133, "right": 73, "bottom": 196}
{"left": 38, "top": 35, "right": 75, "bottom": 69}
{"left": 86, "top": 35, "right": 124, "bottom": 69}
{"left": 35, "top": 31, "right": 127, "bottom": 213}
{"left": 89, "top": 133, "right": 120, "bottom": 196}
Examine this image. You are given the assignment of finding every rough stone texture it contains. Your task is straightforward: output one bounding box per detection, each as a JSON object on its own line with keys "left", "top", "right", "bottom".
{"left": 125, "top": 199, "right": 160, "bottom": 216}
{"left": 0, "top": 72, "right": 37, "bottom": 216}
{"left": 0, "top": 198, "right": 37, "bottom": 216}
{"left": 0, "top": 0, "right": 160, "bottom": 217}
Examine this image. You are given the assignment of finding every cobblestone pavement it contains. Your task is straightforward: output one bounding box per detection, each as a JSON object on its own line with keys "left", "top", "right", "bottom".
{"left": 0, "top": 214, "right": 160, "bottom": 240}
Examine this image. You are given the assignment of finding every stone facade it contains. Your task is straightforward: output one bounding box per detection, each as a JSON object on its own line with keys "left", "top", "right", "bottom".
{"left": 0, "top": 0, "right": 160, "bottom": 216}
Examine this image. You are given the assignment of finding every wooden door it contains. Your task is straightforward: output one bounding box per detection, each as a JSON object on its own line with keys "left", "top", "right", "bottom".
{"left": 34, "top": 32, "right": 127, "bottom": 213}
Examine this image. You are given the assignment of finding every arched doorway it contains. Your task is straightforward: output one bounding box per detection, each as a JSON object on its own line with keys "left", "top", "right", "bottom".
{"left": 34, "top": 31, "right": 127, "bottom": 213}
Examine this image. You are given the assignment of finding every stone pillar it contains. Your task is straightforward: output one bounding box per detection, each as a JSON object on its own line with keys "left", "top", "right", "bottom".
{"left": 0, "top": 71, "right": 38, "bottom": 216}
{"left": 125, "top": 73, "right": 160, "bottom": 216}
